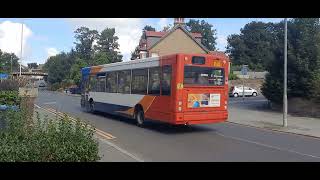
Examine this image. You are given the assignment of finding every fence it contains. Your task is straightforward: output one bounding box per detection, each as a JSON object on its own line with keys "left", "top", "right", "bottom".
{"left": 233, "top": 71, "right": 268, "bottom": 79}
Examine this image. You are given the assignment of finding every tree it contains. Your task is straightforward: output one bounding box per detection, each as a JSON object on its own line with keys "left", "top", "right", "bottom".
{"left": 43, "top": 52, "right": 75, "bottom": 84}
{"left": 130, "top": 25, "right": 156, "bottom": 60}
{"left": 261, "top": 18, "right": 320, "bottom": 103}
{"left": 226, "top": 21, "right": 277, "bottom": 71}
{"left": 186, "top": 19, "right": 217, "bottom": 51}
{"left": 94, "top": 28, "right": 122, "bottom": 63}
{"left": 69, "top": 57, "right": 88, "bottom": 86}
{"left": 143, "top": 25, "right": 155, "bottom": 31}
{"left": 0, "top": 49, "right": 19, "bottom": 74}
{"left": 161, "top": 24, "right": 172, "bottom": 32}
{"left": 27, "top": 63, "right": 38, "bottom": 69}
{"left": 74, "top": 27, "right": 99, "bottom": 64}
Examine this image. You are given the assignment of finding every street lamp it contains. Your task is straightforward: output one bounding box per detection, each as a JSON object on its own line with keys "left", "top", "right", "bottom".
{"left": 19, "top": 19, "right": 24, "bottom": 77}
{"left": 283, "top": 18, "right": 288, "bottom": 127}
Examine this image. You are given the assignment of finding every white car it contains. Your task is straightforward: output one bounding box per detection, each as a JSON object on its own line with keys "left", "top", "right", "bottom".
{"left": 229, "top": 86, "right": 258, "bottom": 97}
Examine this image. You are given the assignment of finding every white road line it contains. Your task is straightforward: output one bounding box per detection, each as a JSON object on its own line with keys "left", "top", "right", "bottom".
{"left": 43, "top": 101, "right": 57, "bottom": 105}
{"left": 98, "top": 137, "right": 144, "bottom": 162}
{"left": 216, "top": 132, "right": 320, "bottom": 159}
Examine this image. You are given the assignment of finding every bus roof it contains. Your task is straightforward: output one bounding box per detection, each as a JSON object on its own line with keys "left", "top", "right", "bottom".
{"left": 81, "top": 53, "right": 228, "bottom": 76}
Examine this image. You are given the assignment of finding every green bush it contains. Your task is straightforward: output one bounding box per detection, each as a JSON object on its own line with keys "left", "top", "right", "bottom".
{"left": 49, "top": 82, "right": 61, "bottom": 91}
{"left": 229, "top": 73, "right": 239, "bottom": 80}
{"left": 0, "top": 91, "right": 20, "bottom": 106}
{"left": 0, "top": 110, "right": 100, "bottom": 162}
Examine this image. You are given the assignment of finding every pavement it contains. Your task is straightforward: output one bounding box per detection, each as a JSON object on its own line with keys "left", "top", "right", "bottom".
{"left": 34, "top": 90, "right": 320, "bottom": 161}
{"left": 228, "top": 96, "right": 320, "bottom": 138}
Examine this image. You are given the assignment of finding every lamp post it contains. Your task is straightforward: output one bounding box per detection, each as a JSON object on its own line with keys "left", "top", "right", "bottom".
{"left": 19, "top": 19, "right": 24, "bottom": 77}
{"left": 283, "top": 18, "right": 288, "bottom": 127}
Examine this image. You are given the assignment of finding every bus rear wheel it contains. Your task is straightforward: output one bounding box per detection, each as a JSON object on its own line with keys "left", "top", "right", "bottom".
{"left": 135, "top": 109, "right": 145, "bottom": 127}
{"left": 86, "top": 99, "right": 94, "bottom": 113}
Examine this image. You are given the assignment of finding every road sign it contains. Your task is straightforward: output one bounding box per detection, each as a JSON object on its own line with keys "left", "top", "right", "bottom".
{"left": 0, "top": 73, "right": 8, "bottom": 79}
{"left": 241, "top": 65, "right": 248, "bottom": 75}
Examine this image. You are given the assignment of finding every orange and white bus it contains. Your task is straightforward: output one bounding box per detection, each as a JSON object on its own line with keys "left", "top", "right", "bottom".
{"left": 80, "top": 53, "right": 229, "bottom": 126}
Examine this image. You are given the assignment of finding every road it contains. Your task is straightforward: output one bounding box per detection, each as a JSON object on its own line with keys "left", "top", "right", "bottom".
{"left": 36, "top": 90, "right": 320, "bottom": 161}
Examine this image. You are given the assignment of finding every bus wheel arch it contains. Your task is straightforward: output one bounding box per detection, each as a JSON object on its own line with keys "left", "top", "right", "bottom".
{"left": 134, "top": 104, "right": 145, "bottom": 126}
{"left": 87, "top": 98, "right": 94, "bottom": 112}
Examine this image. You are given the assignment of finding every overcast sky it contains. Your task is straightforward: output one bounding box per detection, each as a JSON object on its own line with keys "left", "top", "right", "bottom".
{"left": 0, "top": 18, "right": 282, "bottom": 65}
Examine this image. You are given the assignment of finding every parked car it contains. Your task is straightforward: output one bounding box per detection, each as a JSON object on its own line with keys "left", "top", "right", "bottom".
{"left": 39, "top": 82, "right": 46, "bottom": 87}
{"left": 229, "top": 86, "right": 258, "bottom": 97}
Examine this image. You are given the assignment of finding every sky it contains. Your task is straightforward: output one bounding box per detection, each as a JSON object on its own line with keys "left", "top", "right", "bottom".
{"left": 0, "top": 18, "right": 282, "bottom": 65}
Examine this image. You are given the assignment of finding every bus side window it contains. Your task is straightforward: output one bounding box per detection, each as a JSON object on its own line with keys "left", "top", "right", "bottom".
{"left": 132, "top": 69, "right": 148, "bottom": 95}
{"left": 148, "top": 67, "right": 160, "bottom": 95}
{"left": 118, "top": 70, "right": 131, "bottom": 94}
{"left": 161, "top": 65, "right": 172, "bottom": 96}
{"left": 106, "top": 72, "right": 117, "bottom": 93}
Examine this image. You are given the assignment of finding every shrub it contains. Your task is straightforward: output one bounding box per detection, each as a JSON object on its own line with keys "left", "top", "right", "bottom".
{"left": 0, "top": 110, "right": 100, "bottom": 162}
{"left": 229, "top": 72, "right": 239, "bottom": 80}
{"left": 0, "top": 91, "right": 20, "bottom": 106}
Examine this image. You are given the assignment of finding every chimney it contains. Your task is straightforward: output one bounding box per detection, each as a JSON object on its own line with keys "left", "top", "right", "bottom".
{"left": 174, "top": 18, "right": 185, "bottom": 26}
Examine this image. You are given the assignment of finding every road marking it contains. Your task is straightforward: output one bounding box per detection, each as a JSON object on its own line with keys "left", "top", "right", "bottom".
{"left": 216, "top": 132, "right": 320, "bottom": 159}
{"left": 98, "top": 138, "right": 144, "bottom": 162}
{"left": 43, "top": 101, "right": 57, "bottom": 105}
{"left": 35, "top": 104, "right": 116, "bottom": 140}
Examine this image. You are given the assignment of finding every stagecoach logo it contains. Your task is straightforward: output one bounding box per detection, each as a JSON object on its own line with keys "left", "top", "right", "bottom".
{"left": 177, "top": 83, "right": 184, "bottom": 90}
{"left": 187, "top": 93, "right": 220, "bottom": 108}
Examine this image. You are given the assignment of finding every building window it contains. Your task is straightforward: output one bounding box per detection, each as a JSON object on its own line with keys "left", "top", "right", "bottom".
{"left": 132, "top": 69, "right": 148, "bottom": 95}
{"left": 118, "top": 70, "right": 131, "bottom": 94}
{"left": 140, "top": 52, "right": 147, "bottom": 59}
{"left": 106, "top": 71, "right": 117, "bottom": 93}
{"left": 161, "top": 65, "right": 172, "bottom": 96}
{"left": 151, "top": 52, "right": 159, "bottom": 57}
{"left": 148, "top": 67, "right": 160, "bottom": 95}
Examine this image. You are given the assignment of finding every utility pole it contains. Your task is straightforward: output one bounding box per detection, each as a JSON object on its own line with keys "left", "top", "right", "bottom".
{"left": 19, "top": 19, "right": 24, "bottom": 77}
{"left": 283, "top": 18, "right": 288, "bottom": 127}
{"left": 10, "top": 55, "right": 13, "bottom": 74}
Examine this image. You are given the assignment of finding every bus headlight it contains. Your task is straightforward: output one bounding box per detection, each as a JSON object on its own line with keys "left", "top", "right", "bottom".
{"left": 178, "top": 101, "right": 182, "bottom": 106}
{"left": 178, "top": 107, "right": 182, "bottom": 111}
{"left": 224, "top": 106, "right": 227, "bottom": 109}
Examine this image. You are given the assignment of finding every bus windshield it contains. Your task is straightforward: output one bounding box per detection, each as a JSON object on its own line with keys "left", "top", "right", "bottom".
{"left": 184, "top": 66, "right": 224, "bottom": 86}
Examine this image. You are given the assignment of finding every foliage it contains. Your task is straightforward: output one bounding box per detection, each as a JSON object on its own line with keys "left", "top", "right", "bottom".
{"left": 161, "top": 25, "right": 172, "bottom": 32}
{"left": 44, "top": 26, "right": 123, "bottom": 87}
{"left": 0, "top": 49, "right": 19, "bottom": 74}
{"left": 259, "top": 18, "right": 320, "bottom": 103}
{"left": 229, "top": 73, "right": 239, "bottom": 80}
{"left": 186, "top": 19, "right": 217, "bottom": 51}
{"left": 27, "top": 63, "right": 38, "bottom": 69}
{"left": 143, "top": 25, "right": 156, "bottom": 31}
{"left": 0, "top": 91, "right": 20, "bottom": 106}
{"left": 94, "top": 28, "right": 122, "bottom": 63}
{"left": 43, "top": 52, "right": 76, "bottom": 84}
{"left": 0, "top": 110, "right": 100, "bottom": 162}
{"left": 226, "top": 21, "right": 277, "bottom": 71}
{"left": 74, "top": 27, "right": 99, "bottom": 61}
